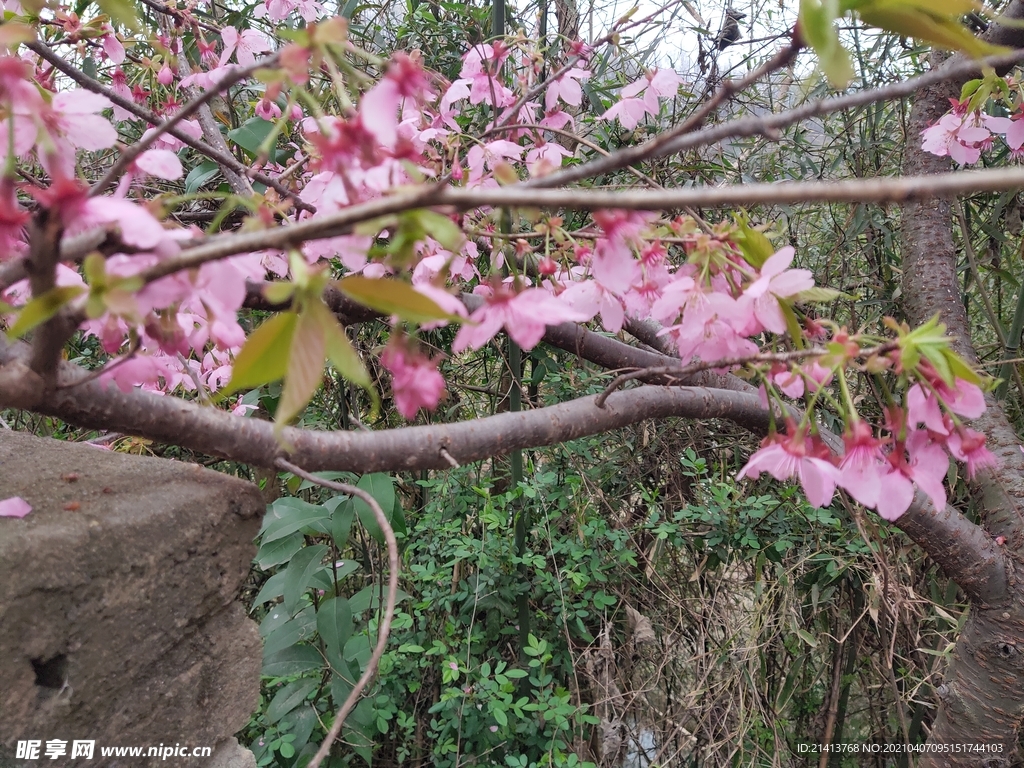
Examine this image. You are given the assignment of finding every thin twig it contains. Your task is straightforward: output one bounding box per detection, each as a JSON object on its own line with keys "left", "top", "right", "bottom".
{"left": 91, "top": 52, "right": 282, "bottom": 197}
{"left": 27, "top": 41, "right": 313, "bottom": 213}
{"left": 594, "top": 342, "right": 897, "bottom": 408}
{"left": 275, "top": 458, "right": 399, "bottom": 768}
{"left": 130, "top": 166, "right": 1024, "bottom": 284}
{"left": 525, "top": 39, "right": 802, "bottom": 189}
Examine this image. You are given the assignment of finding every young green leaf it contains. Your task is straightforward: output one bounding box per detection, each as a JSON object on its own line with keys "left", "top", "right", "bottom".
{"left": 275, "top": 307, "right": 326, "bottom": 427}
{"left": 6, "top": 285, "right": 85, "bottom": 339}
{"left": 800, "top": 0, "right": 853, "bottom": 88}
{"left": 224, "top": 312, "right": 299, "bottom": 395}
{"left": 336, "top": 275, "right": 463, "bottom": 325}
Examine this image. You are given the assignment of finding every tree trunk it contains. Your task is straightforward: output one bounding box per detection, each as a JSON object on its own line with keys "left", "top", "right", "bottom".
{"left": 900, "top": 14, "right": 1024, "bottom": 763}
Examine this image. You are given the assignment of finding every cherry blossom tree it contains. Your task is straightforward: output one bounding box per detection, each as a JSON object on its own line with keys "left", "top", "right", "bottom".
{"left": 1, "top": 0, "right": 1024, "bottom": 762}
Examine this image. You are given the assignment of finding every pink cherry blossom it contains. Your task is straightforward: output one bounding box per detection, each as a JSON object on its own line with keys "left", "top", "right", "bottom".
{"left": 741, "top": 246, "right": 814, "bottom": 334}
{"left": 985, "top": 113, "right": 1024, "bottom": 151}
{"left": 219, "top": 26, "right": 273, "bottom": 67}
{"left": 544, "top": 67, "right": 590, "bottom": 111}
{"left": 737, "top": 428, "right": 840, "bottom": 508}
{"left": 453, "top": 285, "right": 588, "bottom": 352}
{"left": 946, "top": 427, "right": 998, "bottom": 479}
{"left": 135, "top": 149, "right": 184, "bottom": 180}
{"left": 921, "top": 113, "right": 991, "bottom": 165}
{"left": 886, "top": 430, "right": 949, "bottom": 514}
{"left": 836, "top": 420, "right": 888, "bottom": 509}
{"left": 381, "top": 342, "right": 446, "bottom": 419}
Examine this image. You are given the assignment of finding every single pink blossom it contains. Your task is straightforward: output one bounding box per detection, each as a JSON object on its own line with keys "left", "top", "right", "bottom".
{"left": 737, "top": 427, "right": 840, "bottom": 508}
{"left": 453, "top": 285, "right": 588, "bottom": 352}
{"left": 946, "top": 427, "right": 998, "bottom": 479}
{"left": 985, "top": 113, "right": 1024, "bottom": 151}
{"left": 921, "top": 112, "right": 990, "bottom": 165}
{"left": 381, "top": 343, "right": 445, "bottom": 419}
{"left": 219, "top": 26, "right": 273, "bottom": 67}
{"left": 741, "top": 246, "right": 814, "bottom": 334}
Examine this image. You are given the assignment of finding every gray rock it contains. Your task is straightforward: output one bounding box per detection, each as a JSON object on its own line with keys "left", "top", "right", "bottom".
{"left": 0, "top": 430, "right": 264, "bottom": 767}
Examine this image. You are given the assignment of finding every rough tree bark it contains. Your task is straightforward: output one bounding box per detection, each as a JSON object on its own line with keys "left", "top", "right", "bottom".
{"left": 900, "top": 5, "right": 1024, "bottom": 762}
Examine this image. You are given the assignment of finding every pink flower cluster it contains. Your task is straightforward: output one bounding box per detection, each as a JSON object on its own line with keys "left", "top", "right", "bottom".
{"left": 922, "top": 100, "right": 1024, "bottom": 164}
{"left": 739, "top": 370, "right": 995, "bottom": 520}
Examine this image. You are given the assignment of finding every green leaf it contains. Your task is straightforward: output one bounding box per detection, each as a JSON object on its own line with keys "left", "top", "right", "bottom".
{"left": 329, "top": 497, "right": 356, "bottom": 550}
{"left": 275, "top": 307, "right": 326, "bottom": 427}
{"left": 262, "top": 645, "right": 324, "bottom": 677}
{"left": 263, "top": 281, "right": 296, "bottom": 306}
{"left": 799, "top": 0, "right": 853, "bottom": 88}
{"left": 317, "top": 597, "right": 354, "bottom": 658}
{"left": 353, "top": 474, "right": 396, "bottom": 544}
{"left": 283, "top": 544, "right": 329, "bottom": 614}
{"left": 856, "top": 1, "right": 1004, "bottom": 56}
{"left": 227, "top": 117, "right": 277, "bottom": 161}
{"left": 184, "top": 161, "right": 219, "bottom": 194}
{"left": 348, "top": 585, "right": 414, "bottom": 615}
{"left": 266, "top": 679, "right": 318, "bottom": 724}
{"left": 224, "top": 312, "right": 298, "bottom": 395}
{"left": 415, "top": 210, "right": 465, "bottom": 252}
{"left": 96, "top": 0, "right": 140, "bottom": 29}
{"left": 7, "top": 285, "right": 85, "bottom": 339}
{"left": 793, "top": 286, "right": 847, "bottom": 303}
{"left": 252, "top": 572, "right": 288, "bottom": 606}
{"left": 731, "top": 215, "right": 775, "bottom": 268}
{"left": 255, "top": 532, "right": 305, "bottom": 570}
{"left": 262, "top": 609, "right": 317, "bottom": 656}
{"left": 314, "top": 303, "right": 372, "bottom": 391}
{"left": 491, "top": 707, "right": 508, "bottom": 728}
{"left": 262, "top": 499, "right": 331, "bottom": 543}
{"left": 336, "top": 276, "right": 464, "bottom": 325}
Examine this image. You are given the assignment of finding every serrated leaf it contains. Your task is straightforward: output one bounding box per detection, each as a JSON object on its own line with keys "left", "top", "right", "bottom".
{"left": 780, "top": 302, "right": 806, "bottom": 350}
{"left": 945, "top": 351, "right": 983, "bottom": 385}
{"left": 96, "top": 0, "right": 140, "bottom": 30}
{"left": 921, "top": 345, "right": 955, "bottom": 385}
{"left": 267, "top": 679, "right": 318, "bottom": 724}
{"left": 731, "top": 217, "right": 775, "bottom": 268}
{"left": 224, "top": 311, "right": 298, "bottom": 396}
{"left": 857, "top": 2, "right": 1004, "bottom": 56}
{"left": 0, "top": 21, "right": 35, "bottom": 48}
{"left": 275, "top": 308, "right": 326, "bottom": 426}
{"left": 263, "top": 281, "right": 297, "bottom": 306}
{"left": 283, "top": 544, "right": 329, "bottom": 614}
{"left": 353, "top": 474, "right": 395, "bottom": 544}
{"left": 336, "top": 276, "right": 464, "bottom": 325}
{"left": 317, "top": 597, "right": 354, "bottom": 658}
{"left": 313, "top": 303, "right": 372, "bottom": 391}
{"left": 7, "top": 285, "right": 85, "bottom": 339}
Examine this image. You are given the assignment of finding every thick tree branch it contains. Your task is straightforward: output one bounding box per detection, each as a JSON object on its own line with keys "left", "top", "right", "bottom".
{"left": 899, "top": 3, "right": 1024, "bottom": 760}
{"left": 0, "top": 330, "right": 1002, "bottom": 600}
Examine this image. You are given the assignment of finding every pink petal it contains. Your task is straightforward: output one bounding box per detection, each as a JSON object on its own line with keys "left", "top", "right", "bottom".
{"left": 0, "top": 496, "right": 32, "bottom": 518}
{"left": 136, "top": 149, "right": 184, "bottom": 180}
